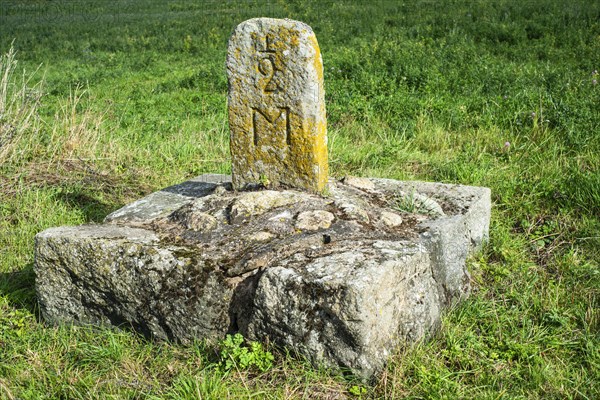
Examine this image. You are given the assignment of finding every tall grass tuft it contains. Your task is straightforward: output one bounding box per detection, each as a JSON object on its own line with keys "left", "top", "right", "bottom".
{"left": 0, "top": 45, "right": 109, "bottom": 174}
{"left": 0, "top": 45, "right": 43, "bottom": 166}
{"left": 0, "top": 46, "right": 120, "bottom": 202}
{"left": 48, "top": 87, "right": 105, "bottom": 163}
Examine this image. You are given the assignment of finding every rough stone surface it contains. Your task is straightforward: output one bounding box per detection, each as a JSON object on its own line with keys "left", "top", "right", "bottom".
{"left": 35, "top": 174, "right": 491, "bottom": 379}
{"left": 35, "top": 225, "right": 233, "bottom": 341}
{"left": 104, "top": 174, "right": 231, "bottom": 225}
{"left": 380, "top": 211, "right": 403, "bottom": 227}
{"left": 295, "top": 210, "right": 335, "bottom": 231}
{"left": 343, "top": 176, "right": 375, "bottom": 191}
{"left": 227, "top": 18, "right": 328, "bottom": 192}
{"left": 230, "top": 190, "right": 304, "bottom": 223}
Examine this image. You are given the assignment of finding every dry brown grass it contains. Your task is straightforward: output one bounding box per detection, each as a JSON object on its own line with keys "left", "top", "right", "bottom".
{"left": 0, "top": 46, "right": 151, "bottom": 204}
{"left": 0, "top": 45, "right": 43, "bottom": 165}
{"left": 1, "top": 46, "right": 109, "bottom": 168}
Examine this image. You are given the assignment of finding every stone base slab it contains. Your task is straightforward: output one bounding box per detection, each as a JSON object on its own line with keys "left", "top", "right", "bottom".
{"left": 34, "top": 174, "right": 490, "bottom": 379}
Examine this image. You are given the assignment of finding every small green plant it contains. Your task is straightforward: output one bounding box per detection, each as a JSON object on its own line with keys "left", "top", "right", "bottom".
{"left": 218, "top": 333, "right": 274, "bottom": 373}
{"left": 0, "top": 306, "right": 33, "bottom": 339}
{"left": 348, "top": 384, "right": 368, "bottom": 397}
{"left": 182, "top": 34, "right": 193, "bottom": 53}
{"left": 391, "top": 190, "right": 444, "bottom": 216}
{"left": 259, "top": 174, "right": 271, "bottom": 188}
{"left": 393, "top": 190, "right": 421, "bottom": 213}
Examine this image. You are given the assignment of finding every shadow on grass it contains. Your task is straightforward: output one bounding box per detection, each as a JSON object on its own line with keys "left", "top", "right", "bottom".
{"left": 0, "top": 263, "right": 37, "bottom": 315}
{"left": 57, "top": 190, "right": 116, "bottom": 223}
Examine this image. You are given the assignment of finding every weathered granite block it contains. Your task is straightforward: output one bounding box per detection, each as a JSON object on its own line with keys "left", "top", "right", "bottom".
{"left": 243, "top": 241, "right": 440, "bottom": 379}
{"left": 35, "top": 225, "right": 233, "bottom": 341}
{"left": 34, "top": 174, "right": 490, "bottom": 379}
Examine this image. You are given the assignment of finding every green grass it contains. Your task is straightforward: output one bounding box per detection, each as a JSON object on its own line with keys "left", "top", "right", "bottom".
{"left": 1, "top": 0, "right": 599, "bottom": 398}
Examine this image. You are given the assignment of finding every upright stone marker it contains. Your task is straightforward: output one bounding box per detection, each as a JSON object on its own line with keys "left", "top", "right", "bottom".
{"left": 34, "top": 16, "right": 493, "bottom": 380}
{"left": 227, "top": 18, "right": 328, "bottom": 193}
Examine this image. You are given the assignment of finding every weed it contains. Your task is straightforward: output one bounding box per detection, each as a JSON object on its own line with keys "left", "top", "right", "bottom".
{"left": 259, "top": 174, "right": 271, "bottom": 188}
{"left": 392, "top": 189, "right": 444, "bottom": 216}
{"left": 348, "top": 384, "right": 368, "bottom": 397}
{"left": 218, "top": 333, "right": 274, "bottom": 373}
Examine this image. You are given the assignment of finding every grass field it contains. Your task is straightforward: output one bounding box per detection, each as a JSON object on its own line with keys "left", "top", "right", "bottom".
{"left": 1, "top": 0, "right": 599, "bottom": 398}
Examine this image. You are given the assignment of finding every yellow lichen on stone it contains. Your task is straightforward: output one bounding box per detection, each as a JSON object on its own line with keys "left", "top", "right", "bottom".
{"left": 310, "top": 35, "right": 324, "bottom": 84}
{"left": 226, "top": 18, "right": 328, "bottom": 193}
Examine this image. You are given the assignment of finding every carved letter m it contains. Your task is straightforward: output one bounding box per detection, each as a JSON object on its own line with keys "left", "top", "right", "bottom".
{"left": 252, "top": 107, "right": 290, "bottom": 146}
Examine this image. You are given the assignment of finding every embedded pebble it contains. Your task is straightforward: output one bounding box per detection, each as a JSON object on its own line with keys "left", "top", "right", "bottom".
{"left": 248, "top": 231, "right": 274, "bottom": 242}
{"left": 343, "top": 176, "right": 375, "bottom": 191}
{"left": 185, "top": 212, "right": 217, "bottom": 232}
{"left": 295, "top": 210, "right": 335, "bottom": 231}
{"left": 380, "top": 211, "right": 403, "bottom": 227}
{"left": 337, "top": 202, "right": 370, "bottom": 222}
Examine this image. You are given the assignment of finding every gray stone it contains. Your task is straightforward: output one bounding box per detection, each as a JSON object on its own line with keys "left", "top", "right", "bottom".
{"left": 380, "top": 211, "right": 403, "bottom": 227}
{"left": 104, "top": 174, "right": 231, "bottom": 225}
{"left": 34, "top": 225, "right": 233, "bottom": 341}
{"left": 171, "top": 206, "right": 218, "bottom": 232}
{"left": 343, "top": 176, "right": 375, "bottom": 191}
{"left": 227, "top": 18, "right": 328, "bottom": 192}
{"left": 244, "top": 242, "right": 439, "bottom": 379}
{"left": 336, "top": 202, "right": 370, "bottom": 223}
{"left": 371, "top": 178, "right": 491, "bottom": 303}
{"left": 229, "top": 190, "right": 305, "bottom": 224}
{"left": 248, "top": 231, "right": 275, "bottom": 242}
{"left": 35, "top": 174, "right": 490, "bottom": 379}
{"left": 295, "top": 210, "right": 335, "bottom": 231}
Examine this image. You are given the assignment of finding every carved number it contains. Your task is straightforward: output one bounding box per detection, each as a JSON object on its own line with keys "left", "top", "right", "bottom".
{"left": 258, "top": 57, "right": 277, "bottom": 93}
{"left": 258, "top": 34, "right": 278, "bottom": 93}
